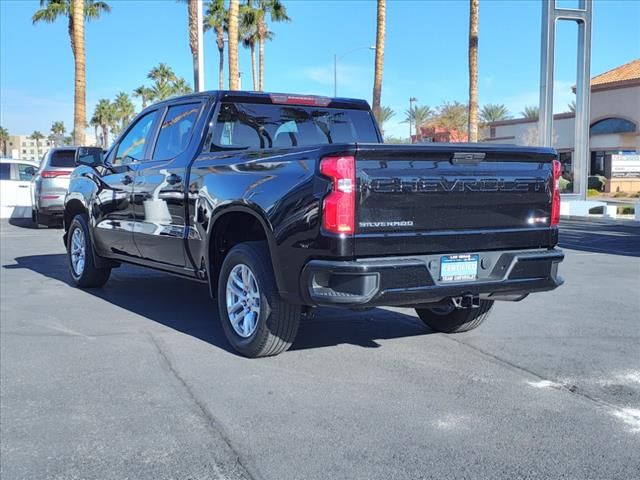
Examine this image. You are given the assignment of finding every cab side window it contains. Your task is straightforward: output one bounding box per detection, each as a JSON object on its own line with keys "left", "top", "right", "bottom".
{"left": 152, "top": 103, "right": 201, "bottom": 161}
{"left": 113, "top": 111, "right": 158, "bottom": 165}
{"left": 0, "top": 163, "right": 10, "bottom": 180}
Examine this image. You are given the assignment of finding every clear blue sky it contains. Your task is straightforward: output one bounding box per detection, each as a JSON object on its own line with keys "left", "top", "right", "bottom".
{"left": 1, "top": 0, "right": 639, "bottom": 139}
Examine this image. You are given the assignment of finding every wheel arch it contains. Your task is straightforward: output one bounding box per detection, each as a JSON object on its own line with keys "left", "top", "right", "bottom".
{"left": 206, "top": 203, "right": 283, "bottom": 298}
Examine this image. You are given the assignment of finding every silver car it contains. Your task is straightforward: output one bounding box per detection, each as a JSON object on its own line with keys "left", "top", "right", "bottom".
{"left": 31, "top": 147, "right": 77, "bottom": 227}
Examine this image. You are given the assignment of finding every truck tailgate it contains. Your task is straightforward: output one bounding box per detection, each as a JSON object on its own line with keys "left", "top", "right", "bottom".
{"left": 354, "top": 144, "right": 557, "bottom": 256}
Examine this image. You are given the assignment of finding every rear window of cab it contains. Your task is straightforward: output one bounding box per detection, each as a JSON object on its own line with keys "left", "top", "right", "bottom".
{"left": 207, "top": 102, "right": 379, "bottom": 151}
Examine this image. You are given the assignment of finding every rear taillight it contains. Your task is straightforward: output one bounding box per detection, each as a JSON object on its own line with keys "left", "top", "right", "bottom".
{"left": 41, "top": 170, "right": 70, "bottom": 179}
{"left": 550, "top": 159, "right": 561, "bottom": 226}
{"left": 319, "top": 155, "right": 355, "bottom": 235}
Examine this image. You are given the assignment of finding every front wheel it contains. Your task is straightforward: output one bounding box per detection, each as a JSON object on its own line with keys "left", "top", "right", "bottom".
{"left": 217, "top": 241, "right": 300, "bottom": 358}
{"left": 416, "top": 299, "right": 494, "bottom": 333}
{"left": 67, "top": 214, "right": 111, "bottom": 288}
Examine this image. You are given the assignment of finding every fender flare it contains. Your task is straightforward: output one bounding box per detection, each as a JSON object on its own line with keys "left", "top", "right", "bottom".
{"left": 205, "top": 202, "right": 285, "bottom": 297}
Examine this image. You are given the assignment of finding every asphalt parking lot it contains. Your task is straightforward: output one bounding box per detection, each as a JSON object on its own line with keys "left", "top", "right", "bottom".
{"left": 1, "top": 218, "right": 639, "bottom": 480}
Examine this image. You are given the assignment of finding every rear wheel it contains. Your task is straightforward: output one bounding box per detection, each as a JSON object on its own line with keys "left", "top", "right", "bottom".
{"left": 67, "top": 214, "right": 111, "bottom": 288}
{"left": 217, "top": 241, "right": 300, "bottom": 358}
{"left": 416, "top": 299, "right": 494, "bottom": 333}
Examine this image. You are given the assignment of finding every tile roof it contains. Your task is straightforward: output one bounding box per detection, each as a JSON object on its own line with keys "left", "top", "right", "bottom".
{"left": 591, "top": 58, "right": 640, "bottom": 86}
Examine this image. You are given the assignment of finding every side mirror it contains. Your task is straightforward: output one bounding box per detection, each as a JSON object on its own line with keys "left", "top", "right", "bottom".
{"left": 75, "top": 146, "right": 104, "bottom": 168}
{"left": 24, "top": 166, "right": 37, "bottom": 177}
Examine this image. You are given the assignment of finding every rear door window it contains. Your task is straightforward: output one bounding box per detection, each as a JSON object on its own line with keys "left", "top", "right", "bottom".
{"left": 17, "top": 164, "right": 36, "bottom": 181}
{"left": 49, "top": 150, "right": 76, "bottom": 168}
{"left": 152, "top": 103, "right": 201, "bottom": 160}
{"left": 208, "top": 102, "right": 379, "bottom": 151}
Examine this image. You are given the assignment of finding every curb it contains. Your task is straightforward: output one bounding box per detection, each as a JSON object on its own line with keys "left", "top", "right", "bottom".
{"left": 560, "top": 214, "right": 640, "bottom": 225}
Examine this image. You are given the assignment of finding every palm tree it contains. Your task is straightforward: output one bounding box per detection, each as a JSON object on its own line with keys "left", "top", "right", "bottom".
{"left": 435, "top": 101, "right": 469, "bottom": 133}
{"left": 0, "top": 127, "right": 9, "bottom": 157}
{"left": 148, "top": 63, "right": 178, "bottom": 89}
{"left": 521, "top": 105, "right": 539, "bottom": 119}
{"left": 204, "top": 0, "right": 227, "bottom": 90}
{"left": 240, "top": 1, "right": 259, "bottom": 91}
{"left": 72, "top": 0, "right": 86, "bottom": 143}
{"left": 403, "top": 105, "right": 433, "bottom": 141}
{"left": 375, "top": 106, "right": 394, "bottom": 134}
{"left": 228, "top": 0, "right": 240, "bottom": 90}
{"left": 133, "top": 85, "right": 152, "bottom": 109}
{"left": 142, "top": 64, "right": 192, "bottom": 102}
{"left": 172, "top": 78, "right": 193, "bottom": 96}
{"left": 184, "top": 0, "right": 200, "bottom": 89}
{"left": 480, "top": 104, "right": 510, "bottom": 124}
{"left": 113, "top": 92, "right": 135, "bottom": 129}
{"left": 568, "top": 100, "right": 576, "bottom": 113}
{"left": 468, "top": 0, "right": 479, "bottom": 142}
{"left": 372, "top": 0, "right": 386, "bottom": 123}
{"left": 33, "top": 0, "right": 111, "bottom": 145}
{"left": 93, "top": 99, "right": 115, "bottom": 147}
{"left": 30, "top": 131, "right": 45, "bottom": 153}
{"left": 50, "top": 120, "right": 66, "bottom": 146}
{"left": 90, "top": 114, "right": 102, "bottom": 146}
{"left": 255, "top": 0, "right": 290, "bottom": 92}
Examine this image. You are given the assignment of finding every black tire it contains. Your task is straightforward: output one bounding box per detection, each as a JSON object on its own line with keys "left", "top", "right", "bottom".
{"left": 217, "top": 241, "right": 300, "bottom": 358}
{"left": 67, "top": 214, "right": 111, "bottom": 288}
{"left": 416, "top": 299, "right": 494, "bottom": 333}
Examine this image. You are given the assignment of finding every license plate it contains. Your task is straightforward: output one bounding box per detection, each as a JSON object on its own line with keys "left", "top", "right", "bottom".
{"left": 440, "top": 254, "right": 479, "bottom": 282}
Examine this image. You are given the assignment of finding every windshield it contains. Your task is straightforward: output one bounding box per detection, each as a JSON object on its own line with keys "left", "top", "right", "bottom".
{"left": 208, "top": 102, "right": 379, "bottom": 150}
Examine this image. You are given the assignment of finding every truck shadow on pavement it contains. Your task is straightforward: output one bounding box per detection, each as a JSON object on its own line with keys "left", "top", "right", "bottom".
{"left": 4, "top": 254, "right": 433, "bottom": 355}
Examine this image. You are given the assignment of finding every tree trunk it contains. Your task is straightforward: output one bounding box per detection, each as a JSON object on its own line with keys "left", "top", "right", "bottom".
{"left": 372, "top": 0, "right": 386, "bottom": 122}
{"left": 258, "top": 20, "right": 265, "bottom": 92}
{"left": 72, "top": 0, "right": 86, "bottom": 145}
{"left": 102, "top": 125, "right": 109, "bottom": 148}
{"left": 188, "top": 0, "right": 199, "bottom": 89}
{"left": 68, "top": 15, "right": 75, "bottom": 56}
{"left": 250, "top": 43, "right": 257, "bottom": 91}
{"left": 94, "top": 125, "right": 99, "bottom": 147}
{"left": 468, "top": 0, "right": 479, "bottom": 142}
{"left": 228, "top": 0, "right": 240, "bottom": 90}
{"left": 216, "top": 26, "right": 225, "bottom": 90}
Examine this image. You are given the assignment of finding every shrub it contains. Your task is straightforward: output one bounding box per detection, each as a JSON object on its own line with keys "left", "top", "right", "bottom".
{"left": 558, "top": 177, "right": 572, "bottom": 193}
{"left": 613, "top": 191, "right": 628, "bottom": 198}
{"left": 587, "top": 188, "right": 601, "bottom": 197}
{"left": 587, "top": 175, "right": 606, "bottom": 192}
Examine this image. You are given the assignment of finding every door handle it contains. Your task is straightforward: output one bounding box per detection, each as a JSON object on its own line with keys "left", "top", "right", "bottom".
{"left": 167, "top": 173, "right": 182, "bottom": 185}
{"left": 18, "top": 185, "right": 29, "bottom": 188}
{"left": 122, "top": 175, "right": 133, "bottom": 185}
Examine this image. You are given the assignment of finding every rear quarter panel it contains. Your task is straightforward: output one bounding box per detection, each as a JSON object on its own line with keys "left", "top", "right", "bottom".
{"left": 187, "top": 145, "right": 355, "bottom": 299}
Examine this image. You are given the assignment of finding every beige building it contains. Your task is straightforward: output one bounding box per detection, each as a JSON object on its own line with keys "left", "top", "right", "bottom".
{"left": 6, "top": 133, "right": 99, "bottom": 162}
{"left": 7, "top": 135, "right": 53, "bottom": 162}
{"left": 485, "top": 59, "right": 640, "bottom": 194}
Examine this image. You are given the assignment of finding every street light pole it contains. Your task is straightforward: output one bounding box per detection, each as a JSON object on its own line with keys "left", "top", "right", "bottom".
{"left": 196, "top": 0, "right": 204, "bottom": 92}
{"left": 333, "top": 45, "right": 375, "bottom": 97}
{"left": 334, "top": 54, "right": 337, "bottom": 97}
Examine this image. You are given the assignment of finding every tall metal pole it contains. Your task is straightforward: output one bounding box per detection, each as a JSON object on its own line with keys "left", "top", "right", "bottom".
{"left": 538, "top": 0, "right": 592, "bottom": 200}
{"left": 196, "top": 0, "right": 205, "bottom": 92}
{"left": 334, "top": 54, "right": 337, "bottom": 97}
{"left": 574, "top": 0, "right": 592, "bottom": 201}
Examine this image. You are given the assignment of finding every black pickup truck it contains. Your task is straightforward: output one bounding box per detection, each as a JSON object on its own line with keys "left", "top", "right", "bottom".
{"left": 64, "top": 91, "right": 563, "bottom": 357}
